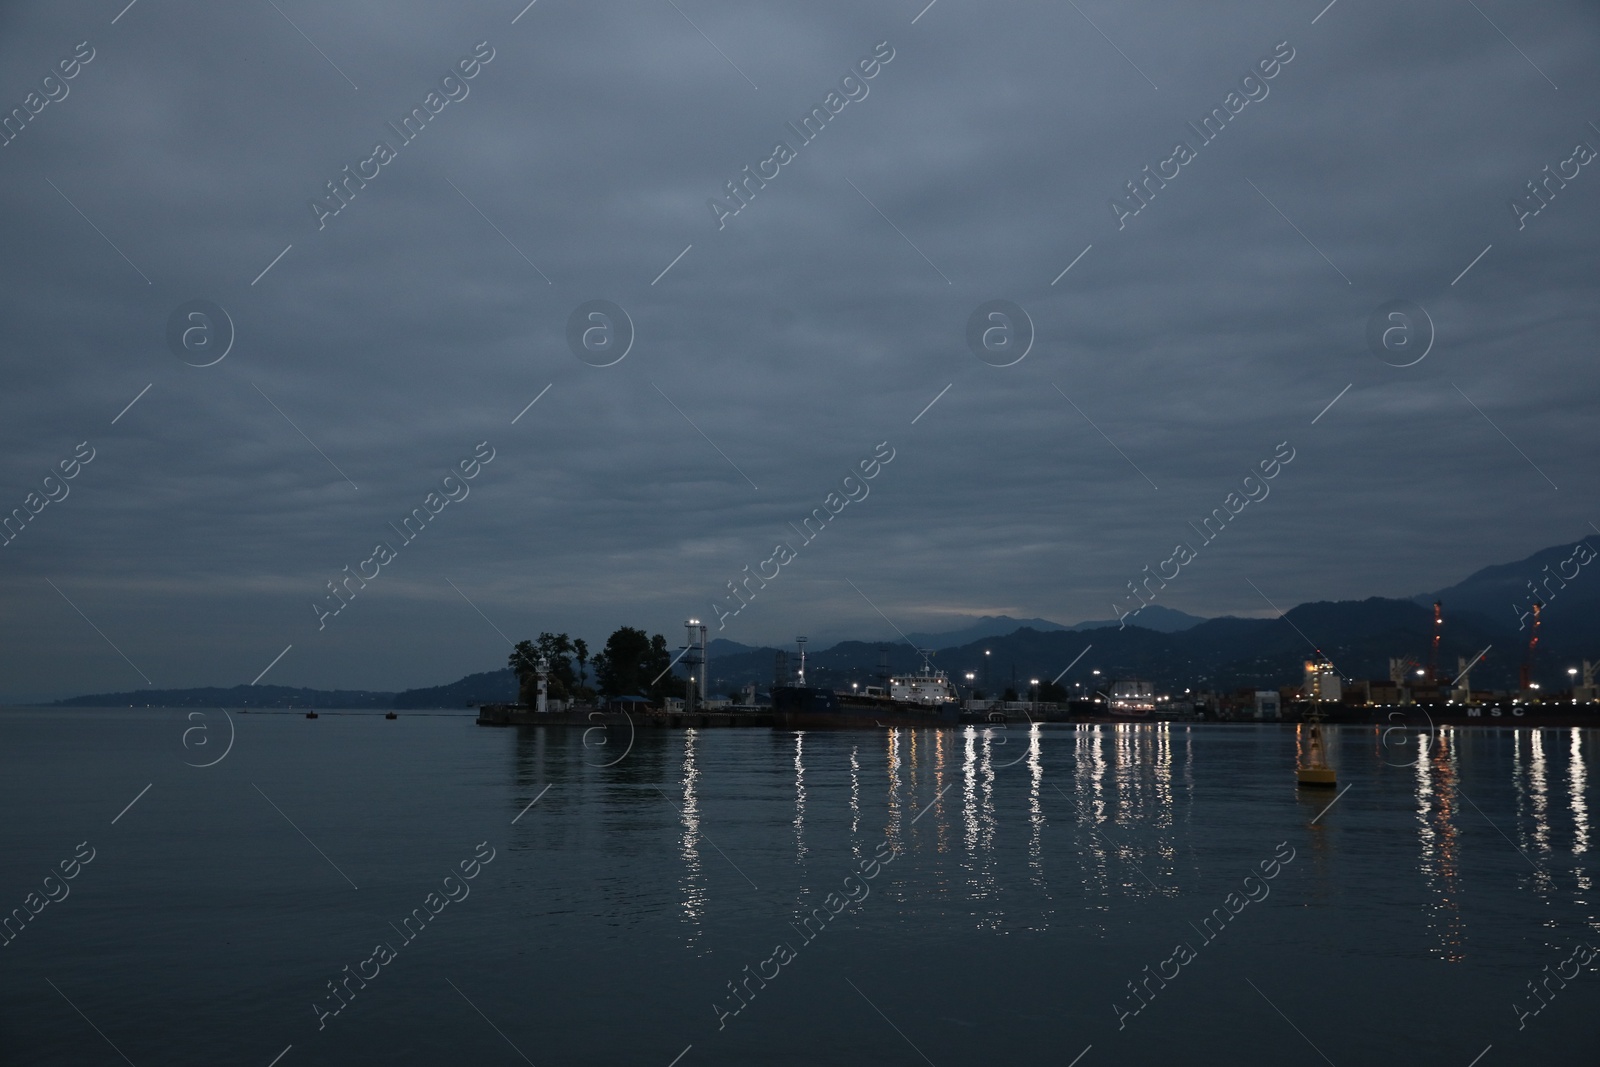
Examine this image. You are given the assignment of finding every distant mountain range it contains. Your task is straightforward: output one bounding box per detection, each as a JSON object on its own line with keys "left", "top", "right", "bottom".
{"left": 1416, "top": 538, "right": 1600, "bottom": 634}
{"left": 1068, "top": 604, "right": 1208, "bottom": 634}
{"left": 49, "top": 671, "right": 520, "bottom": 710}
{"left": 902, "top": 615, "right": 1072, "bottom": 647}
{"left": 900, "top": 605, "right": 1205, "bottom": 646}
{"left": 45, "top": 537, "right": 1598, "bottom": 707}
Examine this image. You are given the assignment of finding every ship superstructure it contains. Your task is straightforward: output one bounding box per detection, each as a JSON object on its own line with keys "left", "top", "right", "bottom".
{"left": 889, "top": 649, "right": 958, "bottom": 707}
{"left": 1108, "top": 678, "right": 1156, "bottom": 716}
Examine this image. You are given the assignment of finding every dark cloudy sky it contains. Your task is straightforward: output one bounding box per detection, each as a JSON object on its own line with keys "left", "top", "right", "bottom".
{"left": 1, "top": 0, "right": 1595, "bottom": 701}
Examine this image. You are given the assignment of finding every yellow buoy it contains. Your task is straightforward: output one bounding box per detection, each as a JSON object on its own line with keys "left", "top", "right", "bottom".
{"left": 1298, "top": 717, "right": 1336, "bottom": 788}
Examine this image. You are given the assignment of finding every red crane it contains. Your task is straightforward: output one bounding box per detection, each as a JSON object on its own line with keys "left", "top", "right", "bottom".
{"left": 1520, "top": 602, "right": 1542, "bottom": 692}
{"left": 1429, "top": 601, "right": 1443, "bottom": 684}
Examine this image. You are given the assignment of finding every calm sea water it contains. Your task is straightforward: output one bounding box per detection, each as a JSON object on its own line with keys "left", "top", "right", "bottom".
{"left": 1, "top": 709, "right": 1595, "bottom": 1066}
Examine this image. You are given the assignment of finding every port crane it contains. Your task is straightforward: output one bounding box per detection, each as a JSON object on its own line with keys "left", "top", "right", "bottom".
{"left": 1429, "top": 601, "right": 1442, "bottom": 684}
{"left": 1520, "top": 602, "right": 1542, "bottom": 693}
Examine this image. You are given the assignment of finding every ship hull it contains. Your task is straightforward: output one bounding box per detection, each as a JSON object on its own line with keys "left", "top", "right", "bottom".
{"left": 1296, "top": 701, "right": 1600, "bottom": 728}
{"left": 772, "top": 686, "right": 960, "bottom": 729}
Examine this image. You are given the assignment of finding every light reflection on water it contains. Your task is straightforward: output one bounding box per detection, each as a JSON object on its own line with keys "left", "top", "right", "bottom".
{"left": 1512, "top": 729, "right": 1563, "bottom": 897}
{"left": 960, "top": 727, "right": 978, "bottom": 884}
{"left": 1415, "top": 728, "right": 1465, "bottom": 961}
{"left": 792, "top": 732, "right": 807, "bottom": 865}
{"left": 1532, "top": 729, "right": 1551, "bottom": 854}
{"left": 885, "top": 727, "right": 902, "bottom": 849}
{"left": 1572, "top": 730, "right": 1589, "bottom": 859}
{"left": 848, "top": 744, "right": 860, "bottom": 840}
{"left": 678, "top": 727, "right": 706, "bottom": 941}
{"left": 1078, "top": 724, "right": 1111, "bottom": 909}
{"left": 1027, "top": 724, "right": 1050, "bottom": 923}
{"left": 977, "top": 730, "right": 998, "bottom": 923}
{"left": 4, "top": 711, "right": 1599, "bottom": 1065}
{"left": 664, "top": 723, "right": 1596, "bottom": 951}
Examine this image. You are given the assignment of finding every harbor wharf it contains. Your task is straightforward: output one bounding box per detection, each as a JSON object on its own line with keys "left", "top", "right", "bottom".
{"left": 477, "top": 702, "right": 1600, "bottom": 729}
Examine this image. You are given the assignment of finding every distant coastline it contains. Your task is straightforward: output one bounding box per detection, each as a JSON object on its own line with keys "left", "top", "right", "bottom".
{"left": 26, "top": 534, "right": 1600, "bottom": 707}
{"left": 39, "top": 669, "right": 519, "bottom": 710}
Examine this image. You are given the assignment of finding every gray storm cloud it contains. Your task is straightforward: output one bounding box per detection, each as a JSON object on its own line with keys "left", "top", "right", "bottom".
{"left": 0, "top": 0, "right": 1595, "bottom": 700}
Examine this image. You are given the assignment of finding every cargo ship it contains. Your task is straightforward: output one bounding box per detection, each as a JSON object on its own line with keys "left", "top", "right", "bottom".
{"left": 1107, "top": 678, "right": 1156, "bottom": 718}
{"left": 1287, "top": 700, "right": 1600, "bottom": 728}
{"left": 771, "top": 646, "right": 962, "bottom": 729}
{"left": 770, "top": 685, "right": 961, "bottom": 728}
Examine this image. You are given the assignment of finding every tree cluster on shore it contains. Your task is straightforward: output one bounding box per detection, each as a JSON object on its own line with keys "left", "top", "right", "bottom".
{"left": 508, "top": 627, "right": 674, "bottom": 706}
